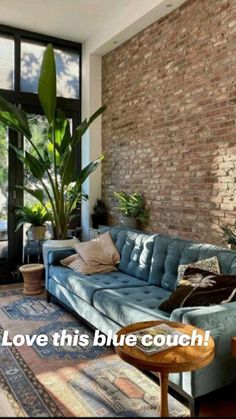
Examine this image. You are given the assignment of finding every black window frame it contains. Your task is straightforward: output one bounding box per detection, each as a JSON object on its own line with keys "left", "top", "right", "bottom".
{"left": 0, "top": 24, "right": 82, "bottom": 111}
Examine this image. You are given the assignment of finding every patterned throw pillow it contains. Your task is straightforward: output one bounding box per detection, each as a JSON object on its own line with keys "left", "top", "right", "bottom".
{"left": 177, "top": 256, "right": 220, "bottom": 284}
{"left": 159, "top": 267, "right": 236, "bottom": 314}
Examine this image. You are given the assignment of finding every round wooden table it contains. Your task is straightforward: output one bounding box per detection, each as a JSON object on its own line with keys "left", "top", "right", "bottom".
{"left": 115, "top": 320, "right": 215, "bottom": 417}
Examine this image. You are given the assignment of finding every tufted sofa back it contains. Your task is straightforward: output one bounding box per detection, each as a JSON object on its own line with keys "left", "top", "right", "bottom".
{"left": 101, "top": 226, "right": 156, "bottom": 281}
{"left": 149, "top": 236, "right": 193, "bottom": 291}
{"left": 149, "top": 234, "right": 236, "bottom": 291}
{"left": 100, "top": 226, "right": 236, "bottom": 290}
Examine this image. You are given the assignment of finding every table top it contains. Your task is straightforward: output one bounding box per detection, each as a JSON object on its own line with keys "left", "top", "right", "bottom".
{"left": 115, "top": 320, "right": 215, "bottom": 373}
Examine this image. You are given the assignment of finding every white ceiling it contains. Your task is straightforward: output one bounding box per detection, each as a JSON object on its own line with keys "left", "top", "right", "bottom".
{"left": 0, "top": 0, "right": 187, "bottom": 54}
{"left": 0, "top": 0, "right": 137, "bottom": 42}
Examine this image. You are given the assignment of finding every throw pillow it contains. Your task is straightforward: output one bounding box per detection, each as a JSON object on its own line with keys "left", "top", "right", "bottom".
{"left": 177, "top": 256, "right": 220, "bottom": 283}
{"left": 159, "top": 266, "right": 236, "bottom": 314}
{"left": 73, "top": 231, "right": 120, "bottom": 266}
{"left": 60, "top": 253, "right": 117, "bottom": 275}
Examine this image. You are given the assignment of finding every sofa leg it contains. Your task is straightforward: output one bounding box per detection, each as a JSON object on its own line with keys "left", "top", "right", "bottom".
{"left": 189, "top": 397, "right": 200, "bottom": 417}
{"left": 46, "top": 291, "right": 51, "bottom": 303}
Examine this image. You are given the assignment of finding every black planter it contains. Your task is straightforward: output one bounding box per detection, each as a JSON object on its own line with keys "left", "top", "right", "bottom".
{"left": 91, "top": 214, "right": 108, "bottom": 229}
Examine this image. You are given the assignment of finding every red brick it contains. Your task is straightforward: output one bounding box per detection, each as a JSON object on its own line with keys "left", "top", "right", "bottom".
{"left": 102, "top": 0, "right": 236, "bottom": 246}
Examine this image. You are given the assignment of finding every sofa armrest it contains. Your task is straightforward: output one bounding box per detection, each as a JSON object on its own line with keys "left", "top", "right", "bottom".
{"left": 45, "top": 248, "right": 76, "bottom": 290}
{"left": 178, "top": 302, "right": 236, "bottom": 355}
{"left": 170, "top": 306, "right": 204, "bottom": 323}
{"left": 47, "top": 248, "right": 76, "bottom": 266}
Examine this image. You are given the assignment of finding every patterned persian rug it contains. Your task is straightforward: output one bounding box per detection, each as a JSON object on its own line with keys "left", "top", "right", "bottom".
{"left": 0, "top": 288, "right": 189, "bottom": 417}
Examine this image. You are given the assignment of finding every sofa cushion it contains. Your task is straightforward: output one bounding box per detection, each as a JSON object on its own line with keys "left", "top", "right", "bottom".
{"left": 49, "top": 266, "right": 147, "bottom": 304}
{"left": 177, "top": 243, "right": 236, "bottom": 276}
{"left": 149, "top": 234, "right": 236, "bottom": 292}
{"left": 149, "top": 235, "right": 193, "bottom": 291}
{"left": 118, "top": 231, "right": 156, "bottom": 281}
{"left": 101, "top": 227, "right": 156, "bottom": 282}
{"left": 93, "top": 285, "right": 171, "bottom": 326}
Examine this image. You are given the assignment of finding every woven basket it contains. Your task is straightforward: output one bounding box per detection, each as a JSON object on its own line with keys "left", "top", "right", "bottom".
{"left": 19, "top": 263, "right": 44, "bottom": 295}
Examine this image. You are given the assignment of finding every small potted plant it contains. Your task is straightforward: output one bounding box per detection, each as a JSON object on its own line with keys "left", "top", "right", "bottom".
{"left": 91, "top": 199, "right": 108, "bottom": 229}
{"left": 16, "top": 203, "right": 51, "bottom": 241}
{"left": 114, "top": 191, "right": 149, "bottom": 229}
{"left": 220, "top": 225, "right": 236, "bottom": 250}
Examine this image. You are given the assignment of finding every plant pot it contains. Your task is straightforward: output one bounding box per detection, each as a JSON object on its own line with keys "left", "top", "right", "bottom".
{"left": 120, "top": 216, "right": 137, "bottom": 229}
{"left": 42, "top": 237, "right": 79, "bottom": 266}
{"left": 27, "top": 225, "right": 47, "bottom": 241}
{"left": 91, "top": 214, "right": 108, "bottom": 229}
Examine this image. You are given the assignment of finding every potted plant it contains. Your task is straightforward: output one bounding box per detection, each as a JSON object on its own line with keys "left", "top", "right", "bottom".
{"left": 114, "top": 191, "right": 149, "bottom": 229}
{"left": 220, "top": 225, "right": 236, "bottom": 250}
{"left": 15, "top": 203, "right": 50, "bottom": 241}
{"left": 91, "top": 199, "right": 108, "bottom": 229}
{"left": 0, "top": 44, "right": 106, "bottom": 263}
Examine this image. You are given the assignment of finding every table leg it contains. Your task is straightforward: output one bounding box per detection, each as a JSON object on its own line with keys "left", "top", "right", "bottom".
{"left": 159, "top": 371, "right": 169, "bottom": 417}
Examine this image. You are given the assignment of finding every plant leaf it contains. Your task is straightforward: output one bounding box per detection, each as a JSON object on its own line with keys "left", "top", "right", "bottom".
{"left": 60, "top": 121, "right": 72, "bottom": 154}
{"left": 0, "top": 96, "right": 31, "bottom": 139}
{"left": 24, "top": 151, "right": 46, "bottom": 179}
{"left": 17, "top": 186, "right": 44, "bottom": 203}
{"left": 76, "top": 155, "right": 104, "bottom": 186}
{"left": 72, "top": 105, "right": 106, "bottom": 147}
{"left": 9, "top": 144, "right": 25, "bottom": 164}
{"left": 61, "top": 152, "right": 76, "bottom": 185}
{"left": 55, "top": 109, "right": 68, "bottom": 147}
{"left": 38, "top": 44, "right": 56, "bottom": 125}
{"left": 88, "top": 105, "right": 106, "bottom": 126}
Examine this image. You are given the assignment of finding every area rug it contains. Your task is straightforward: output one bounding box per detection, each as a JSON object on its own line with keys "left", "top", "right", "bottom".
{"left": 0, "top": 288, "right": 189, "bottom": 417}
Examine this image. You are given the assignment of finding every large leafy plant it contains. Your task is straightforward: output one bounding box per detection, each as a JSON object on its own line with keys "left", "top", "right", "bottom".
{"left": 0, "top": 44, "right": 105, "bottom": 239}
{"left": 114, "top": 191, "right": 149, "bottom": 225}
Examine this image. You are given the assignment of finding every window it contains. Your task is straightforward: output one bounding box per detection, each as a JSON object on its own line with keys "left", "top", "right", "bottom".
{"left": 0, "top": 35, "right": 14, "bottom": 90}
{"left": 21, "top": 41, "right": 80, "bottom": 98}
{"left": 0, "top": 25, "right": 81, "bottom": 276}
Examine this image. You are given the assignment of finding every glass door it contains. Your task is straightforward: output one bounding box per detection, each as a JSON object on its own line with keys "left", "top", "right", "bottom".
{"left": 22, "top": 108, "right": 80, "bottom": 263}
{"left": 22, "top": 113, "right": 51, "bottom": 264}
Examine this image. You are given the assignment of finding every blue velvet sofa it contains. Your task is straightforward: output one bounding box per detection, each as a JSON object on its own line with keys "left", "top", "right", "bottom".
{"left": 45, "top": 226, "right": 236, "bottom": 414}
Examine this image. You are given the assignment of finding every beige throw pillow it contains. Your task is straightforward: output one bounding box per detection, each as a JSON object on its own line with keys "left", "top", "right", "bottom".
{"left": 73, "top": 232, "right": 120, "bottom": 266}
{"left": 177, "top": 256, "right": 220, "bottom": 284}
{"left": 60, "top": 231, "right": 120, "bottom": 275}
{"left": 60, "top": 253, "right": 117, "bottom": 275}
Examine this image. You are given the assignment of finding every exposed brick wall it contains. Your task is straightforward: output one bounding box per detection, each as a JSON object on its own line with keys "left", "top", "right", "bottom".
{"left": 102, "top": 0, "right": 236, "bottom": 245}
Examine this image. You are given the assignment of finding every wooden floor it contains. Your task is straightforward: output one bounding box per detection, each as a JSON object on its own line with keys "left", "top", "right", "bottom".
{"left": 0, "top": 283, "right": 235, "bottom": 417}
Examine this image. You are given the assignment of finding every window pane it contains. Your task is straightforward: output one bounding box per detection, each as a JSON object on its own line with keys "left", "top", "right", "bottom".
{"left": 21, "top": 42, "right": 43, "bottom": 94}
{"left": 24, "top": 114, "right": 49, "bottom": 208}
{"left": 55, "top": 49, "right": 80, "bottom": 99}
{"left": 0, "top": 36, "right": 14, "bottom": 90}
{"left": 21, "top": 41, "right": 80, "bottom": 98}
